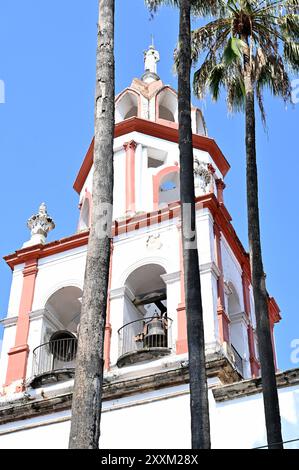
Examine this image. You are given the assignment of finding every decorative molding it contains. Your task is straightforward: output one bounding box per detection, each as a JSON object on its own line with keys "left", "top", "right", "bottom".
{"left": 229, "top": 311, "right": 249, "bottom": 326}
{"left": 0, "top": 354, "right": 243, "bottom": 426}
{"left": 23, "top": 204, "right": 55, "bottom": 248}
{"left": 160, "top": 271, "right": 181, "bottom": 284}
{"left": 109, "top": 286, "right": 134, "bottom": 302}
{"left": 146, "top": 233, "right": 162, "bottom": 251}
{"left": 224, "top": 281, "right": 233, "bottom": 295}
{"left": 213, "top": 368, "right": 299, "bottom": 402}
{"left": 194, "top": 159, "right": 212, "bottom": 192}
{"left": 1, "top": 316, "right": 18, "bottom": 328}
{"left": 199, "top": 261, "right": 221, "bottom": 279}
{"left": 29, "top": 309, "right": 64, "bottom": 332}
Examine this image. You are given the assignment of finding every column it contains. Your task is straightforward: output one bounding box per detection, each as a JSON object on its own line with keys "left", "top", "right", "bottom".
{"left": 215, "top": 179, "right": 226, "bottom": 205}
{"left": 176, "top": 223, "right": 188, "bottom": 355}
{"left": 161, "top": 271, "right": 181, "bottom": 354}
{"left": 104, "top": 242, "right": 114, "bottom": 371}
{"left": 207, "top": 164, "right": 216, "bottom": 194}
{"left": 230, "top": 312, "right": 251, "bottom": 378}
{"left": 242, "top": 271, "right": 260, "bottom": 377}
{"left": 5, "top": 259, "right": 38, "bottom": 391}
{"left": 124, "top": 140, "right": 137, "bottom": 213}
{"left": 214, "top": 223, "right": 230, "bottom": 343}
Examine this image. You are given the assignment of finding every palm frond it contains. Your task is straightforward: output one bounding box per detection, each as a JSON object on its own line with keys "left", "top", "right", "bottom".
{"left": 191, "top": 0, "right": 299, "bottom": 125}
{"left": 284, "top": 40, "right": 299, "bottom": 70}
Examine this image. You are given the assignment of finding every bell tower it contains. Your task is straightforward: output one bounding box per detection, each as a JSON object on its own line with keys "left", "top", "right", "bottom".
{"left": 0, "top": 44, "right": 281, "bottom": 401}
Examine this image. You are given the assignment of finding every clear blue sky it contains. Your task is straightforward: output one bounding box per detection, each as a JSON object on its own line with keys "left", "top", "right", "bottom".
{"left": 0, "top": 0, "right": 298, "bottom": 371}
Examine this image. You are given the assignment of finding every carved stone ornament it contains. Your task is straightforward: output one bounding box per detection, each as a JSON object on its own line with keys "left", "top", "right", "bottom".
{"left": 23, "top": 203, "right": 55, "bottom": 248}
{"left": 146, "top": 233, "right": 162, "bottom": 251}
{"left": 194, "top": 159, "right": 212, "bottom": 192}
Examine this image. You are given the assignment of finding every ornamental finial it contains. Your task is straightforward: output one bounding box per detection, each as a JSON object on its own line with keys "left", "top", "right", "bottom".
{"left": 142, "top": 40, "right": 160, "bottom": 83}
{"left": 23, "top": 203, "right": 55, "bottom": 248}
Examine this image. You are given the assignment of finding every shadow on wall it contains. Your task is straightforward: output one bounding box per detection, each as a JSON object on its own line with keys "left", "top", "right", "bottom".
{"left": 277, "top": 386, "right": 299, "bottom": 449}
{"left": 252, "top": 385, "right": 299, "bottom": 449}
{"left": 213, "top": 384, "right": 299, "bottom": 449}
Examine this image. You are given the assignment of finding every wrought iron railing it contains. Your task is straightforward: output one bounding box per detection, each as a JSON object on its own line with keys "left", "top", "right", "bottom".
{"left": 32, "top": 338, "right": 78, "bottom": 378}
{"left": 231, "top": 344, "right": 243, "bottom": 376}
{"left": 117, "top": 316, "right": 172, "bottom": 367}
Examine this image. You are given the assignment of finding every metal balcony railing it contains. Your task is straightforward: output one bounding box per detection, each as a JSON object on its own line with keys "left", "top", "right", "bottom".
{"left": 117, "top": 316, "right": 173, "bottom": 367}
{"left": 231, "top": 344, "right": 244, "bottom": 376}
{"left": 32, "top": 338, "right": 78, "bottom": 378}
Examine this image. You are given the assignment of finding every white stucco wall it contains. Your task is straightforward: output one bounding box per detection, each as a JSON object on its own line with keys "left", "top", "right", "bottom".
{"left": 1, "top": 203, "right": 257, "bottom": 385}
{"left": 0, "top": 382, "right": 298, "bottom": 449}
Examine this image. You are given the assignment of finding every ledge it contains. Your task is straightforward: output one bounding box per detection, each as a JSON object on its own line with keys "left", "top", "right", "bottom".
{"left": 0, "top": 353, "right": 240, "bottom": 426}
{"left": 213, "top": 367, "right": 299, "bottom": 402}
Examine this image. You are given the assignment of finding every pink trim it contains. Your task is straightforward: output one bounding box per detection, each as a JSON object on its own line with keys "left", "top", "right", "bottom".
{"left": 152, "top": 165, "right": 180, "bottom": 210}
{"left": 5, "top": 260, "right": 38, "bottom": 388}
{"left": 156, "top": 118, "right": 178, "bottom": 129}
{"left": 73, "top": 117, "right": 231, "bottom": 194}
{"left": 214, "top": 223, "right": 230, "bottom": 343}
{"left": 208, "top": 164, "right": 216, "bottom": 194}
{"left": 155, "top": 86, "right": 178, "bottom": 124}
{"left": 242, "top": 272, "right": 251, "bottom": 318}
{"left": 216, "top": 179, "right": 226, "bottom": 205}
{"left": 248, "top": 325, "right": 260, "bottom": 377}
{"left": 268, "top": 298, "right": 280, "bottom": 370}
{"left": 176, "top": 223, "right": 188, "bottom": 355}
{"left": 124, "top": 141, "right": 137, "bottom": 213}
{"left": 269, "top": 322, "right": 278, "bottom": 371}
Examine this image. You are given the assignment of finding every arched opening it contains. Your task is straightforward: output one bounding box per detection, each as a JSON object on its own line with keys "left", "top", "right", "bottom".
{"left": 115, "top": 91, "right": 139, "bottom": 123}
{"left": 158, "top": 171, "right": 180, "bottom": 208}
{"left": 157, "top": 88, "right": 178, "bottom": 124}
{"left": 195, "top": 109, "right": 206, "bottom": 136}
{"left": 48, "top": 330, "right": 77, "bottom": 367}
{"left": 31, "top": 286, "right": 82, "bottom": 386}
{"left": 45, "top": 286, "right": 82, "bottom": 335}
{"left": 159, "top": 105, "right": 175, "bottom": 122}
{"left": 117, "top": 264, "right": 172, "bottom": 367}
{"left": 78, "top": 197, "right": 90, "bottom": 231}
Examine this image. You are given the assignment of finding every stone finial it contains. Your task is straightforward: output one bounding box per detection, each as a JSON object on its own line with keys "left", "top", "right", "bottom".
{"left": 23, "top": 203, "right": 55, "bottom": 248}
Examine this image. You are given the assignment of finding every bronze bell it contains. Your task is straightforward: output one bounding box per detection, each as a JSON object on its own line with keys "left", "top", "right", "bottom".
{"left": 144, "top": 317, "right": 167, "bottom": 348}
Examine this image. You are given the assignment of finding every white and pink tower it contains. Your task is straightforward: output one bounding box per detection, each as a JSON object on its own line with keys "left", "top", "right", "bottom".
{"left": 0, "top": 45, "right": 285, "bottom": 449}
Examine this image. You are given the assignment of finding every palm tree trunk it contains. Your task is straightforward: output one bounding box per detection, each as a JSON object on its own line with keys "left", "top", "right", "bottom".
{"left": 69, "top": 0, "right": 115, "bottom": 449}
{"left": 244, "top": 70, "right": 283, "bottom": 450}
{"left": 178, "top": 0, "right": 210, "bottom": 450}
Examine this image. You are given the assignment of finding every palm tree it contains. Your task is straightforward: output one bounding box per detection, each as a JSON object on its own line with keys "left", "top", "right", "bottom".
{"left": 191, "top": 0, "right": 299, "bottom": 449}
{"left": 145, "top": 0, "right": 224, "bottom": 449}
{"left": 69, "top": 0, "right": 115, "bottom": 449}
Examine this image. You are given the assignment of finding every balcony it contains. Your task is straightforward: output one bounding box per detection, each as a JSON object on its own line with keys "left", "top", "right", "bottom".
{"left": 31, "top": 335, "right": 77, "bottom": 388}
{"left": 117, "top": 316, "right": 173, "bottom": 368}
{"left": 231, "top": 344, "right": 244, "bottom": 377}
